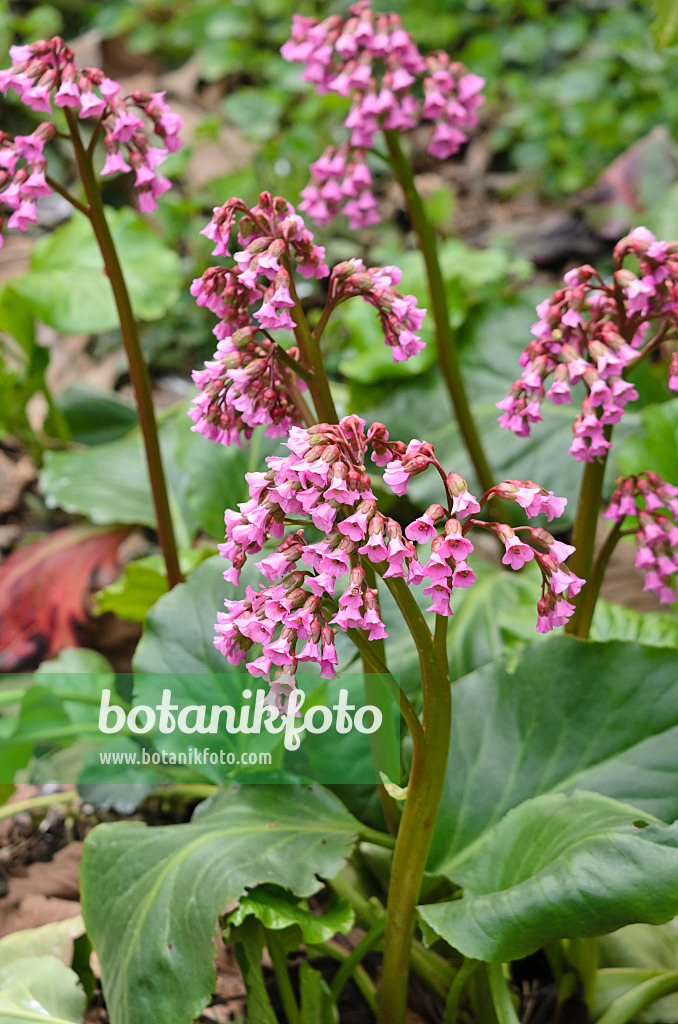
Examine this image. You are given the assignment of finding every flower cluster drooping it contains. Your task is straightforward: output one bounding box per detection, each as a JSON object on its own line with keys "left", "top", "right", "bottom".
{"left": 498, "top": 227, "right": 678, "bottom": 462}
{"left": 605, "top": 473, "right": 678, "bottom": 605}
{"left": 190, "top": 194, "right": 429, "bottom": 443}
{"left": 189, "top": 193, "right": 329, "bottom": 445}
{"left": 214, "top": 416, "right": 581, "bottom": 704}
{"left": 0, "top": 36, "right": 182, "bottom": 239}
{"left": 281, "top": 1, "right": 484, "bottom": 228}
{"left": 329, "top": 259, "right": 426, "bottom": 361}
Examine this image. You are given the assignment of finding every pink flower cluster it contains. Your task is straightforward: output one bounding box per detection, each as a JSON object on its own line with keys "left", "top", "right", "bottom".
{"left": 605, "top": 473, "right": 678, "bottom": 605}
{"left": 281, "top": 2, "right": 484, "bottom": 228}
{"left": 0, "top": 121, "right": 54, "bottom": 239}
{"left": 189, "top": 192, "right": 329, "bottom": 445}
{"left": 190, "top": 194, "right": 430, "bottom": 443}
{"left": 214, "top": 416, "right": 579, "bottom": 700}
{"left": 329, "top": 258, "right": 426, "bottom": 362}
{"left": 0, "top": 36, "right": 182, "bottom": 233}
{"left": 498, "top": 227, "right": 678, "bottom": 462}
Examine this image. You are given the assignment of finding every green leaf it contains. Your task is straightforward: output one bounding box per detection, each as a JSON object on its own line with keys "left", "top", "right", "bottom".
{"left": 591, "top": 599, "right": 678, "bottom": 648}
{"left": 80, "top": 785, "right": 359, "bottom": 1024}
{"left": 0, "top": 955, "right": 86, "bottom": 1024}
{"left": 95, "top": 558, "right": 170, "bottom": 622}
{"left": 420, "top": 790, "right": 678, "bottom": 963}
{"left": 445, "top": 559, "right": 543, "bottom": 678}
{"left": 0, "top": 917, "right": 85, "bottom": 966}
{"left": 55, "top": 385, "right": 137, "bottom": 446}
{"left": 40, "top": 404, "right": 266, "bottom": 541}
{"left": 299, "top": 962, "right": 339, "bottom": 1024}
{"left": 95, "top": 549, "right": 210, "bottom": 623}
{"left": 222, "top": 87, "right": 286, "bottom": 141}
{"left": 11, "top": 208, "right": 182, "bottom": 334}
{"left": 226, "top": 887, "right": 354, "bottom": 944}
{"left": 596, "top": 920, "right": 678, "bottom": 1022}
{"left": 616, "top": 399, "right": 678, "bottom": 484}
{"left": 40, "top": 409, "right": 195, "bottom": 543}
{"left": 230, "top": 919, "right": 278, "bottom": 1024}
{"left": 133, "top": 555, "right": 226, "bottom": 674}
{"left": 653, "top": 0, "right": 678, "bottom": 48}
{"left": 431, "top": 637, "right": 678, "bottom": 873}
{"left": 0, "top": 282, "right": 35, "bottom": 359}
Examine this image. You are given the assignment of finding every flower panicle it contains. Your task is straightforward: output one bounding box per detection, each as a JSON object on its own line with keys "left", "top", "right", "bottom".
{"left": 0, "top": 35, "right": 183, "bottom": 242}
{"left": 280, "top": 1, "right": 485, "bottom": 229}
{"left": 498, "top": 226, "right": 678, "bottom": 462}
{"left": 214, "top": 416, "right": 579, "bottom": 703}
{"left": 189, "top": 193, "right": 429, "bottom": 446}
{"left": 605, "top": 472, "right": 678, "bottom": 605}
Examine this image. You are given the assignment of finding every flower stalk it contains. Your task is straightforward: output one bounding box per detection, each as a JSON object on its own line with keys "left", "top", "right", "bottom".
{"left": 64, "top": 110, "right": 182, "bottom": 588}
{"left": 383, "top": 129, "right": 495, "bottom": 496}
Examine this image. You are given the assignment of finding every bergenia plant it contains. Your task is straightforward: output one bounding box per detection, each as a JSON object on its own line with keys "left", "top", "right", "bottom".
{"left": 184, "top": 178, "right": 582, "bottom": 1019}
{"left": 4, "top": 10, "right": 678, "bottom": 1024}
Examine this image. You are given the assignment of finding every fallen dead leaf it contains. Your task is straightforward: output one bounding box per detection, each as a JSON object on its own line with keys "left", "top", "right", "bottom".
{"left": 0, "top": 525, "right": 129, "bottom": 670}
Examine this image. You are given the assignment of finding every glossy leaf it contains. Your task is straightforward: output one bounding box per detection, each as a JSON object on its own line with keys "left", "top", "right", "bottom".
{"left": 420, "top": 790, "right": 678, "bottom": 962}
{"left": 226, "top": 886, "right": 354, "bottom": 944}
{"left": 55, "top": 385, "right": 137, "bottom": 446}
{"left": 11, "top": 208, "right": 181, "bottom": 334}
{"left": 0, "top": 955, "right": 86, "bottom": 1024}
{"left": 0, "top": 917, "right": 85, "bottom": 966}
{"left": 81, "top": 785, "right": 359, "bottom": 1024}
{"left": 133, "top": 555, "right": 227, "bottom": 674}
{"left": 430, "top": 637, "right": 678, "bottom": 873}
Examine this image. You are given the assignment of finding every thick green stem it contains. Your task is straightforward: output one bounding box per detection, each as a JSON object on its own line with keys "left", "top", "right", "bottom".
{"left": 565, "top": 446, "right": 611, "bottom": 636}
{"left": 330, "top": 916, "right": 386, "bottom": 1002}
{"left": 268, "top": 933, "right": 301, "bottom": 1024}
{"left": 567, "top": 936, "right": 598, "bottom": 1011}
{"left": 64, "top": 110, "right": 182, "bottom": 589}
{"left": 309, "top": 940, "right": 378, "bottom": 1012}
{"left": 286, "top": 267, "right": 338, "bottom": 423}
{"left": 377, "top": 612, "right": 451, "bottom": 1024}
{"left": 383, "top": 130, "right": 494, "bottom": 496}
{"left": 572, "top": 520, "right": 623, "bottom": 640}
{"left": 329, "top": 864, "right": 452, "bottom": 996}
{"left": 361, "top": 563, "right": 402, "bottom": 834}
{"left": 488, "top": 963, "right": 521, "bottom": 1024}
{"left": 444, "top": 958, "right": 480, "bottom": 1024}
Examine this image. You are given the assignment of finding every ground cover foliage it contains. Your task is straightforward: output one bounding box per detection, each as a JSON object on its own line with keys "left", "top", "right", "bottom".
{"left": 1, "top": 2, "right": 678, "bottom": 1024}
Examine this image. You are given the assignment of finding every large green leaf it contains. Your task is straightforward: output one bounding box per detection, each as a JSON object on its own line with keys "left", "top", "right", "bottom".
{"left": 81, "top": 785, "right": 359, "bottom": 1024}
{"left": 133, "top": 555, "right": 226, "bottom": 674}
{"left": 420, "top": 791, "right": 678, "bottom": 963}
{"left": 11, "top": 208, "right": 181, "bottom": 334}
{"left": 430, "top": 637, "right": 678, "bottom": 873}
{"left": 40, "top": 409, "right": 194, "bottom": 540}
{"left": 40, "top": 406, "right": 269, "bottom": 542}
{"left": 0, "top": 955, "right": 86, "bottom": 1024}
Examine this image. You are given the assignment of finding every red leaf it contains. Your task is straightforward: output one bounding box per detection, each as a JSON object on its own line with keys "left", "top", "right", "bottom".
{"left": 0, "top": 525, "right": 129, "bottom": 670}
